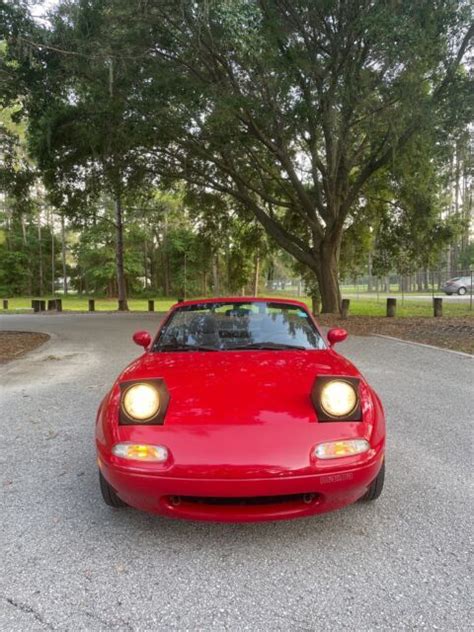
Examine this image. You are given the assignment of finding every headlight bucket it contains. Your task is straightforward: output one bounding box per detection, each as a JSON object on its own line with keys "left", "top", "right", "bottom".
{"left": 119, "top": 379, "right": 170, "bottom": 425}
{"left": 311, "top": 376, "right": 361, "bottom": 421}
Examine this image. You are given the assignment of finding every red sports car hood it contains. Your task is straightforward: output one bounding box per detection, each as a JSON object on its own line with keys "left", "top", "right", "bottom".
{"left": 119, "top": 350, "right": 361, "bottom": 426}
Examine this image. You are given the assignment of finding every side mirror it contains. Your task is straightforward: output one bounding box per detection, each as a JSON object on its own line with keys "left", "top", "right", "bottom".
{"left": 327, "top": 328, "right": 348, "bottom": 347}
{"left": 132, "top": 330, "right": 152, "bottom": 349}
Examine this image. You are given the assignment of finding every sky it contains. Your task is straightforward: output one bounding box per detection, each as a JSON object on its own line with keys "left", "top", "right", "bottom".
{"left": 27, "top": 0, "right": 59, "bottom": 26}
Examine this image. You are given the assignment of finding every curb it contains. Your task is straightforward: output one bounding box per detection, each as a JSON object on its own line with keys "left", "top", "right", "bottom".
{"left": 371, "top": 334, "right": 473, "bottom": 358}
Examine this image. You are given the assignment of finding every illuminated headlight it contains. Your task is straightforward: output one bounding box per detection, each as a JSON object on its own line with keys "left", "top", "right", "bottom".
{"left": 112, "top": 443, "right": 169, "bottom": 462}
{"left": 314, "top": 439, "right": 370, "bottom": 459}
{"left": 122, "top": 383, "right": 160, "bottom": 421}
{"left": 320, "top": 380, "right": 358, "bottom": 418}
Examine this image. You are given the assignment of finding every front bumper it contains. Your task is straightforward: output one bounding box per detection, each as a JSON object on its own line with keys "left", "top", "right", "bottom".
{"left": 98, "top": 449, "right": 384, "bottom": 522}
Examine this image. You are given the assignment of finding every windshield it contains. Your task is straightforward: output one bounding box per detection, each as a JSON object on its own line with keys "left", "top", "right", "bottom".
{"left": 153, "top": 301, "right": 325, "bottom": 352}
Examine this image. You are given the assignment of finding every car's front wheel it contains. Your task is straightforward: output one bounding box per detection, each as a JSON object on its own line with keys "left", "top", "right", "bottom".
{"left": 445, "top": 292, "right": 453, "bottom": 296}
{"left": 99, "top": 470, "right": 128, "bottom": 508}
{"left": 361, "top": 461, "right": 385, "bottom": 502}
{"left": 458, "top": 287, "right": 467, "bottom": 295}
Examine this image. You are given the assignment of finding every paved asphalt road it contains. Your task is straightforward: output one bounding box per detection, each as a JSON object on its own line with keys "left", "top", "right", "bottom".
{"left": 1, "top": 313, "right": 472, "bottom": 631}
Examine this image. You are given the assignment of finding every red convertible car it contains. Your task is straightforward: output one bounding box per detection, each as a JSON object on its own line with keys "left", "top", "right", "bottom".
{"left": 96, "top": 297, "right": 385, "bottom": 522}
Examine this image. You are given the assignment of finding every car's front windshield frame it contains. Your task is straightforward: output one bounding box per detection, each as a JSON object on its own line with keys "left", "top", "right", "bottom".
{"left": 152, "top": 301, "right": 326, "bottom": 352}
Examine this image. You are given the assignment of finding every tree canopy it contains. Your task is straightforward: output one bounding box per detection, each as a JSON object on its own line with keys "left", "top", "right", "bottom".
{"left": 140, "top": 0, "right": 472, "bottom": 310}
{"left": 1, "top": 0, "right": 472, "bottom": 310}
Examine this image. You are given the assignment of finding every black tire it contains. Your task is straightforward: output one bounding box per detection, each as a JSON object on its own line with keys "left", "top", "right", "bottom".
{"left": 361, "top": 461, "right": 385, "bottom": 502}
{"left": 457, "top": 287, "right": 467, "bottom": 296}
{"left": 445, "top": 292, "right": 453, "bottom": 296}
{"left": 99, "top": 470, "right": 128, "bottom": 508}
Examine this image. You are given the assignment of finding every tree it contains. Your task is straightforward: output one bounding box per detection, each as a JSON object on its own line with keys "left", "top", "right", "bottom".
{"left": 139, "top": 0, "right": 472, "bottom": 311}
{"left": 3, "top": 1, "right": 472, "bottom": 311}
{"left": 369, "top": 121, "right": 470, "bottom": 285}
{"left": 0, "top": 103, "right": 44, "bottom": 296}
{"left": 4, "top": 0, "right": 162, "bottom": 309}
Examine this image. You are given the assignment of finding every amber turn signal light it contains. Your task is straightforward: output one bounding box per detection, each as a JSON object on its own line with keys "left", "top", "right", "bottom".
{"left": 112, "top": 443, "right": 169, "bottom": 462}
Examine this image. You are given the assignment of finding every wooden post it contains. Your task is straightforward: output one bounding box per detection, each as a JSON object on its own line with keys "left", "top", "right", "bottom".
{"left": 2, "top": 299, "right": 8, "bottom": 310}
{"left": 55, "top": 299, "right": 62, "bottom": 312}
{"left": 39, "top": 300, "right": 46, "bottom": 312}
{"left": 433, "top": 297, "right": 443, "bottom": 317}
{"left": 341, "top": 299, "right": 350, "bottom": 319}
{"left": 88, "top": 299, "right": 95, "bottom": 312}
{"left": 32, "top": 300, "right": 39, "bottom": 313}
{"left": 148, "top": 299, "right": 155, "bottom": 312}
{"left": 386, "top": 297, "right": 397, "bottom": 317}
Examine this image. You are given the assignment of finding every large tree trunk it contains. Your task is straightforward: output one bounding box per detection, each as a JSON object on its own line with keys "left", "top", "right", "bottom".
{"left": 114, "top": 194, "right": 128, "bottom": 311}
{"left": 250, "top": 198, "right": 342, "bottom": 312}
{"left": 315, "top": 239, "right": 342, "bottom": 314}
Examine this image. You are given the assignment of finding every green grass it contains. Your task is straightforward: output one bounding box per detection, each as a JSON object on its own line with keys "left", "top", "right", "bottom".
{"left": 283, "top": 295, "right": 473, "bottom": 318}
{"left": 338, "top": 298, "right": 472, "bottom": 318}
{"left": 3, "top": 296, "right": 177, "bottom": 313}
{"left": 2, "top": 294, "right": 473, "bottom": 318}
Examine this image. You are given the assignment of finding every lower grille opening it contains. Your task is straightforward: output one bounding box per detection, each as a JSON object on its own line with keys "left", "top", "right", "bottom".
{"left": 168, "top": 493, "right": 319, "bottom": 507}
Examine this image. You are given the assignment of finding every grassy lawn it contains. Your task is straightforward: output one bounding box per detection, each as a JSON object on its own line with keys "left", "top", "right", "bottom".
{"left": 2, "top": 294, "right": 473, "bottom": 318}
{"left": 293, "top": 296, "right": 472, "bottom": 317}
{"left": 338, "top": 297, "right": 472, "bottom": 318}
{"left": 3, "top": 296, "right": 177, "bottom": 313}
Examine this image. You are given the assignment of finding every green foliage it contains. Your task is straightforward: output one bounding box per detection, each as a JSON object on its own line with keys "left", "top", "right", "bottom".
{"left": 370, "top": 133, "right": 466, "bottom": 278}
{"left": 0, "top": 214, "right": 61, "bottom": 296}
{"left": 1, "top": 0, "right": 472, "bottom": 308}
{"left": 340, "top": 223, "right": 373, "bottom": 279}
{"left": 0, "top": 250, "right": 29, "bottom": 294}
{"left": 458, "top": 243, "right": 474, "bottom": 270}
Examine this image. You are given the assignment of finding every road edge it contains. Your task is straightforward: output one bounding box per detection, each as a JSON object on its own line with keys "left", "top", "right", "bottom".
{"left": 371, "top": 333, "right": 473, "bottom": 358}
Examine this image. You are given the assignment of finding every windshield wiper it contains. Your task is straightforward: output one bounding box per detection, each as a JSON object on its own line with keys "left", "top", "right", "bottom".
{"left": 230, "top": 342, "right": 307, "bottom": 351}
{"left": 155, "top": 343, "right": 219, "bottom": 352}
